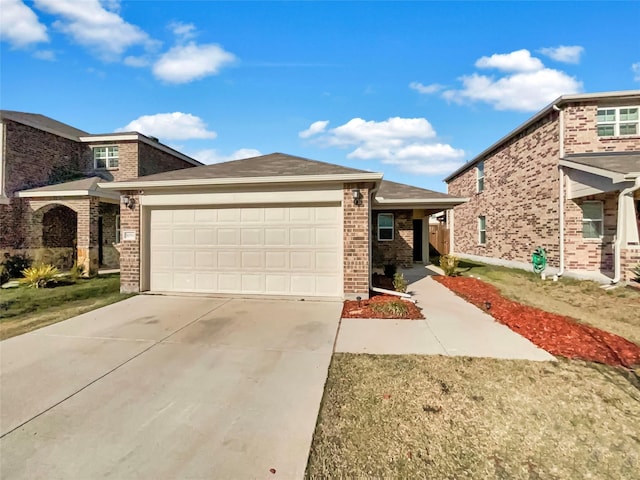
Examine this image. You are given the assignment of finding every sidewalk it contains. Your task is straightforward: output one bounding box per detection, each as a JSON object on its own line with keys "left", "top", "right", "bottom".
{"left": 335, "top": 267, "right": 555, "bottom": 362}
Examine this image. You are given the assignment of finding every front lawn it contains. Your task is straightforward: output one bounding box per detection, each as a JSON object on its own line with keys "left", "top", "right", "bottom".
{"left": 0, "top": 274, "right": 133, "bottom": 339}
{"left": 307, "top": 354, "right": 640, "bottom": 479}
{"left": 454, "top": 260, "right": 640, "bottom": 345}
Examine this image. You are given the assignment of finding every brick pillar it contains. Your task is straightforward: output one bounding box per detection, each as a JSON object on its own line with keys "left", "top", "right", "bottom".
{"left": 119, "top": 191, "right": 140, "bottom": 293}
{"left": 343, "top": 183, "right": 370, "bottom": 299}
{"left": 77, "top": 197, "right": 100, "bottom": 276}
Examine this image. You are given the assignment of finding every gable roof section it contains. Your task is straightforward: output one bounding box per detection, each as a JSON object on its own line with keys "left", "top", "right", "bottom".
{"left": 443, "top": 90, "right": 640, "bottom": 183}
{"left": 100, "top": 153, "right": 383, "bottom": 189}
{"left": 16, "top": 176, "right": 119, "bottom": 200}
{"left": 0, "top": 110, "right": 88, "bottom": 140}
{"left": 373, "top": 180, "right": 467, "bottom": 209}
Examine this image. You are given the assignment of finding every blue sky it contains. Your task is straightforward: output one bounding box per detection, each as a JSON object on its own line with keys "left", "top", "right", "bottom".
{"left": 1, "top": 1, "right": 639, "bottom": 192}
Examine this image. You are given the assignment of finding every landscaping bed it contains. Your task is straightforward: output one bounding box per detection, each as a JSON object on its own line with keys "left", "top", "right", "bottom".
{"left": 342, "top": 295, "right": 423, "bottom": 320}
{"left": 435, "top": 275, "right": 640, "bottom": 368}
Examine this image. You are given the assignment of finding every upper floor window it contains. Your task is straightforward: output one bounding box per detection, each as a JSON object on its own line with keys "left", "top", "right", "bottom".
{"left": 94, "top": 146, "right": 119, "bottom": 169}
{"left": 581, "top": 201, "right": 603, "bottom": 239}
{"left": 377, "top": 213, "right": 394, "bottom": 241}
{"left": 596, "top": 107, "right": 639, "bottom": 137}
{"left": 476, "top": 161, "right": 485, "bottom": 192}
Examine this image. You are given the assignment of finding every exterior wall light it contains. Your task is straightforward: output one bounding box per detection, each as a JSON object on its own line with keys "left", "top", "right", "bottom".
{"left": 352, "top": 188, "right": 362, "bottom": 206}
{"left": 121, "top": 194, "right": 135, "bottom": 210}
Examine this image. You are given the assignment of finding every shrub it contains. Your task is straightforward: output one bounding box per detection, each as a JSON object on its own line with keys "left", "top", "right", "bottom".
{"left": 0, "top": 264, "right": 9, "bottom": 285}
{"left": 393, "top": 272, "right": 408, "bottom": 293}
{"left": 633, "top": 264, "right": 640, "bottom": 282}
{"left": 383, "top": 263, "right": 397, "bottom": 278}
{"left": 2, "top": 253, "right": 32, "bottom": 279}
{"left": 371, "top": 299, "right": 409, "bottom": 317}
{"left": 439, "top": 254, "right": 459, "bottom": 276}
{"left": 69, "top": 261, "right": 85, "bottom": 281}
{"left": 21, "top": 264, "right": 60, "bottom": 288}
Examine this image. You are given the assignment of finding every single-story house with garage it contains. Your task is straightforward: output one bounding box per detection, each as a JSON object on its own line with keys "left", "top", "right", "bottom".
{"left": 101, "top": 153, "right": 467, "bottom": 299}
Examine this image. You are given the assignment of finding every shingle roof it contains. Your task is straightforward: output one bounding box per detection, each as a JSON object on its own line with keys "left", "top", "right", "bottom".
{"left": 132, "top": 152, "right": 373, "bottom": 181}
{"left": 18, "top": 176, "right": 103, "bottom": 193}
{"left": 0, "top": 110, "right": 88, "bottom": 140}
{"left": 564, "top": 152, "right": 640, "bottom": 175}
{"left": 376, "top": 180, "right": 453, "bottom": 200}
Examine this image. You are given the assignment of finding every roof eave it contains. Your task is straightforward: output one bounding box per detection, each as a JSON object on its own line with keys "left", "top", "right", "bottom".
{"left": 373, "top": 197, "right": 468, "bottom": 210}
{"left": 443, "top": 89, "right": 640, "bottom": 183}
{"left": 16, "top": 189, "right": 120, "bottom": 201}
{"left": 99, "top": 172, "right": 384, "bottom": 190}
{"left": 559, "top": 159, "right": 627, "bottom": 182}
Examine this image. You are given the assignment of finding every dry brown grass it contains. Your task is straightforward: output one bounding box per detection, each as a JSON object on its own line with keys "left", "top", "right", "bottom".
{"left": 457, "top": 261, "right": 640, "bottom": 345}
{"left": 307, "top": 354, "right": 640, "bottom": 479}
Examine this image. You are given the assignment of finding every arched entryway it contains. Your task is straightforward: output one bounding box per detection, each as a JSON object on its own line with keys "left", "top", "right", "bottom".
{"left": 33, "top": 204, "right": 78, "bottom": 269}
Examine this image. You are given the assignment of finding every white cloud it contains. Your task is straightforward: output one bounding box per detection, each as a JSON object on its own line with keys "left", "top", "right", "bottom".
{"left": 169, "top": 21, "right": 196, "bottom": 41}
{"left": 0, "top": 0, "right": 48, "bottom": 48}
{"left": 152, "top": 42, "right": 236, "bottom": 84}
{"left": 409, "top": 82, "right": 444, "bottom": 94}
{"left": 33, "top": 0, "right": 152, "bottom": 60}
{"left": 539, "top": 45, "right": 584, "bottom": 64}
{"left": 301, "top": 117, "right": 464, "bottom": 175}
{"left": 443, "top": 49, "right": 582, "bottom": 111}
{"left": 123, "top": 55, "right": 150, "bottom": 67}
{"left": 299, "top": 120, "right": 329, "bottom": 138}
{"left": 116, "top": 112, "right": 217, "bottom": 140}
{"left": 633, "top": 62, "right": 640, "bottom": 82}
{"left": 475, "top": 49, "right": 544, "bottom": 72}
{"left": 192, "top": 148, "right": 262, "bottom": 164}
{"left": 33, "top": 49, "right": 55, "bottom": 61}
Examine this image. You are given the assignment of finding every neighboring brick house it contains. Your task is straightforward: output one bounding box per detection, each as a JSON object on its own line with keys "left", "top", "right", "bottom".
{"left": 445, "top": 90, "right": 640, "bottom": 283}
{"left": 100, "top": 153, "right": 466, "bottom": 298}
{"left": 0, "top": 110, "right": 200, "bottom": 275}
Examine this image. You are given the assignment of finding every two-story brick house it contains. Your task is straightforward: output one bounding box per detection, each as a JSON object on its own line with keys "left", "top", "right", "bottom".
{"left": 445, "top": 90, "right": 640, "bottom": 283}
{"left": 0, "top": 110, "right": 200, "bottom": 275}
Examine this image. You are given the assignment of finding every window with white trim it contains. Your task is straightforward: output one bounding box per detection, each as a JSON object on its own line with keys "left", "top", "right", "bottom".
{"left": 476, "top": 161, "right": 485, "bottom": 192}
{"left": 596, "top": 107, "right": 639, "bottom": 137}
{"left": 478, "top": 215, "right": 486, "bottom": 244}
{"left": 115, "top": 214, "right": 121, "bottom": 243}
{"left": 377, "top": 213, "right": 394, "bottom": 241}
{"left": 94, "top": 146, "right": 119, "bottom": 169}
{"left": 581, "top": 201, "right": 603, "bottom": 239}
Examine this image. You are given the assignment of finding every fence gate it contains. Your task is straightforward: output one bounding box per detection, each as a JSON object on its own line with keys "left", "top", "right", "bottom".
{"left": 428, "top": 223, "right": 450, "bottom": 255}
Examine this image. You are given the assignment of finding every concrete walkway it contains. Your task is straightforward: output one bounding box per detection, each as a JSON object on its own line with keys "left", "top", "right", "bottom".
{"left": 336, "top": 269, "right": 555, "bottom": 362}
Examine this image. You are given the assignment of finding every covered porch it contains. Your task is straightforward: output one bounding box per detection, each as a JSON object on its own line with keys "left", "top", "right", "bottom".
{"left": 561, "top": 152, "right": 640, "bottom": 283}
{"left": 371, "top": 180, "right": 467, "bottom": 269}
{"left": 16, "top": 177, "right": 121, "bottom": 275}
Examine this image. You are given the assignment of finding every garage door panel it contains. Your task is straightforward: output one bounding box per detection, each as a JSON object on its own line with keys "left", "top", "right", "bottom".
{"left": 150, "top": 206, "right": 341, "bottom": 296}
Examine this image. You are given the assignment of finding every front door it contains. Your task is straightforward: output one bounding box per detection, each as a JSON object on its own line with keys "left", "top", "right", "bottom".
{"left": 413, "top": 219, "right": 423, "bottom": 262}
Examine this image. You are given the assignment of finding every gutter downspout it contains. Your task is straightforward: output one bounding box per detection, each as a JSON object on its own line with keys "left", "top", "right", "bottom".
{"left": 369, "top": 182, "right": 381, "bottom": 295}
{"left": 553, "top": 104, "right": 565, "bottom": 276}
{"left": 613, "top": 176, "right": 640, "bottom": 283}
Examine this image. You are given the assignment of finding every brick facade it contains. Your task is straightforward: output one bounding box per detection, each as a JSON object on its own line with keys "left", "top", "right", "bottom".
{"left": 118, "top": 191, "right": 140, "bottom": 293}
{"left": 343, "top": 183, "right": 371, "bottom": 298}
{"left": 447, "top": 95, "right": 640, "bottom": 283}
{"left": 372, "top": 209, "right": 414, "bottom": 267}
{"left": 1, "top": 114, "right": 197, "bottom": 274}
{"left": 448, "top": 112, "right": 561, "bottom": 267}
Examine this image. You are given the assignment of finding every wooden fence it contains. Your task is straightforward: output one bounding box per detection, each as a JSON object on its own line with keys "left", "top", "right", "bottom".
{"left": 428, "top": 223, "right": 450, "bottom": 256}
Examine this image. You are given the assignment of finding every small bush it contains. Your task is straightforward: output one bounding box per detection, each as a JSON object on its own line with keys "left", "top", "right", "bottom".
{"left": 0, "top": 264, "right": 9, "bottom": 285}
{"left": 632, "top": 264, "right": 640, "bottom": 282}
{"left": 2, "top": 253, "right": 32, "bottom": 279}
{"left": 371, "top": 299, "right": 409, "bottom": 317}
{"left": 439, "top": 254, "right": 459, "bottom": 276}
{"left": 69, "top": 261, "right": 85, "bottom": 281}
{"left": 393, "top": 272, "right": 408, "bottom": 293}
{"left": 21, "top": 264, "right": 60, "bottom": 288}
{"left": 383, "top": 263, "right": 397, "bottom": 278}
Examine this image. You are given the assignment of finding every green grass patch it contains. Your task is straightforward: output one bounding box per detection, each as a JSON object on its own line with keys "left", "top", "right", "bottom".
{"left": 307, "top": 354, "right": 640, "bottom": 479}
{"left": 0, "top": 274, "right": 133, "bottom": 339}
{"left": 453, "top": 259, "right": 640, "bottom": 345}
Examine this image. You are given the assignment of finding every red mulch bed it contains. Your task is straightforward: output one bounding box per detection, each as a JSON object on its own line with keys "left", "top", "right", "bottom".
{"left": 342, "top": 294, "right": 424, "bottom": 320}
{"left": 434, "top": 276, "right": 640, "bottom": 368}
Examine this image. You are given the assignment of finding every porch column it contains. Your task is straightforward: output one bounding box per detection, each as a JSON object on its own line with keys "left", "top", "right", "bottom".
{"left": 77, "top": 197, "right": 100, "bottom": 276}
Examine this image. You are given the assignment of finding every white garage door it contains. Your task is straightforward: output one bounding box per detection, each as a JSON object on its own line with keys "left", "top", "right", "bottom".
{"left": 149, "top": 205, "right": 342, "bottom": 297}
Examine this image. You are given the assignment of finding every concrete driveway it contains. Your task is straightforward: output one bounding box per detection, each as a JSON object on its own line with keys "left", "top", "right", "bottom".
{"left": 0, "top": 295, "right": 342, "bottom": 479}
